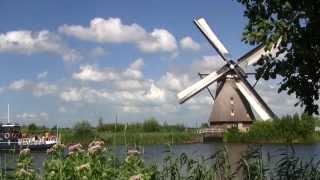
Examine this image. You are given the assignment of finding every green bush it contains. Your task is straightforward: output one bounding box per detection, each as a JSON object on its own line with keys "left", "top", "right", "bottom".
{"left": 142, "top": 118, "right": 160, "bottom": 132}
{"left": 73, "top": 121, "right": 95, "bottom": 140}
{"left": 224, "top": 114, "right": 316, "bottom": 143}
{"left": 223, "top": 127, "right": 243, "bottom": 142}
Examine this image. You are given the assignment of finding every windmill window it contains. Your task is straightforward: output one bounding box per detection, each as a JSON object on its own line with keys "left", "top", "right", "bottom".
{"left": 230, "top": 109, "right": 235, "bottom": 116}
{"left": 230, "top": 97, "right": 234, "bottom": 105}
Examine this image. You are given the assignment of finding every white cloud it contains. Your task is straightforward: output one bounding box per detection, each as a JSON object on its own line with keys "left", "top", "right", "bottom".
{"left": 72, "top": 65, "right": 117, "bottom": 82}
{"left": 8, "top": 79, "right": 28, "bottom": 90}
{"left": 37, "top": 71, "right": 48, "bottom": 79}
{"left": 2, "top": 53, "right": 304, "bottom": 127}
{"left": 179, "top": 36, "right": 200, "bottom": 51}
{"left": 60, "top": 88, "right": 84, "bottom": 102}
{"left": 146, "top": 83, "right": 166, "bottom": 102}
{"left": 60, "top": 87, "right": 111, "bottom": 103}
{"left": 73, "top": 58, "right": 144, "bottom": 82}
{"left": 158, "top": 72, "right": 189, "bottom": 92}
{"left": 66, "top": 56, "right": 216, "bottom": 113}
{"left": 191, "top": 55, "right": 226, "bottom": 73}
{"left": 123, "top": 58, "right": 144, "bottom": 79}
{"left": 253, "top": 79, "right": 303, "bottom": 116}
{"left": 59, "top": 17, "right": 146, "bottom": 43}
{"left": 128, "top": 58, "right": 144, "bottom": 70}
{"left": 59, "top": 17, "right": 177, "bottom": 54}
{"left": 8, "top": 79, "right": 57, "bottom": 97}
{"left": 15, "top": 112, "right": 49, "bottom": 125}
{"left": 114, "top": 80, "right": 148, "bottom": 90}
{"left": 0, "top": 30, "right": 81, "bottom": 62}
{"left": 137, "top": 29, "right": 177, "bottom": 53}
{"left": 16, "top": 112, "right": 48, "bottom": 120}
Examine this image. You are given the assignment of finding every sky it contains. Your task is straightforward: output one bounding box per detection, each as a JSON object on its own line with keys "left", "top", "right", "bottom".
{"left": 0, "top": 0, "right": 303, "bottom": 127}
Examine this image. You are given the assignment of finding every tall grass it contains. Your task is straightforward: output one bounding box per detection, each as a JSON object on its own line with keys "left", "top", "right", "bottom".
{"left": 4, "top": 142, "right": 320, "bottom": 179}
{"left": 60, "top": 119, "right": 198, "bottom": 146}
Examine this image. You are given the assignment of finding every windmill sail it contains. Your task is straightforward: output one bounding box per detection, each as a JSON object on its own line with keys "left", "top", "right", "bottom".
{"left": 194, "top": 18, "right": 229, "bottom": 61}
{"left": 237, "top": 39, "right": 282, "bottom": 66}
{"left": 178, "top": 16, "right": 278, "bottom": 130}
{"left": 177, "top": 69, "right": 228, "bottom": 104}
{"left": 235, "top": 79, "right": 276, "bottom": 120}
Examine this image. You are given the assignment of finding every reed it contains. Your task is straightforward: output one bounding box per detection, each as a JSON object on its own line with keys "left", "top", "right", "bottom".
{"left": 9, "top": 142, "right": 320, "bottom": 179}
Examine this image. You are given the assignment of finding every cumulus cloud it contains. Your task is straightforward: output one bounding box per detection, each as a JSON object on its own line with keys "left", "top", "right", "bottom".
{"left": 8, "top": 79, "right": 57, "bottom": 97}
{"left": 179, "top": 36, "right": 200, "bottom": 51}
{"left": 59, "top": 17, "right": 178, "bottom": 54}
{"left": 2, "top": 54, "right": 304, "bottom": 126}
{"left": 145, "top": 83, "right": 166, "bottom": 102}
{"left": 65, "top": 56, "right": 220, "bottom": 113}
{"left": 137, "top": 29, "right": 177, "bottom": 53}
{"left": 123, "top": 58, "right": 144, "bottom": 79}
{"left": 37, "top": 71, "right": 48, "bottom": 79}
{"left": 72, "top": 65, "right": 117, "bottom": 82}
{"left": 191, "top": 55, "right": 226, "bottom": 73}
{"left": 16, "top": 112, "right": 49, "bottom": 125}
{"left": 157, "top": 72, "right": 190, "bottom": 92}
{"left": 59, "top": 17, "right": 146, "bottom": 43}
{"left": 72, "top": 58, "right": 144, "bottom": 82}
{"left": 60, "top": 87, "right": 97, "bottom": 102}
{"left": 253, "top": 79, "right": 303, "bottom": 116}
{"left": 0, "top": 30, "right": 82, "bottom": 61}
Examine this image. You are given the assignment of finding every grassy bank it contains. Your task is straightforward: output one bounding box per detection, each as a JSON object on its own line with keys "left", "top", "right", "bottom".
{"left": 61, "top": 131, "right": 200, "bottom": 146}
{"left": 59, "top": 118, "right": 200, "bottom": 146}
{"left": 224, "top": 114, "right": 318, "bottom": 144}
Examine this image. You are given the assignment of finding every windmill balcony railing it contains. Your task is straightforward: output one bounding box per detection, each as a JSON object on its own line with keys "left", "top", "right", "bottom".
{"left": 198, "top": 128, "right": 224, "bottom": 134}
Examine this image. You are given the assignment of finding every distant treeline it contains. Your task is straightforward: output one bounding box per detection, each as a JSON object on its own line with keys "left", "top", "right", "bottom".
{"left": 61, "top": 118, "right": 197, "bottom": 145}
{"left": 96, "top": 117, "right": 186, "bottom": 133}
{"left": 224, "top": 114, "right": 317, "bottom": 143}
{"left": 20, "top": 117, "right": 188, "bottom": 134}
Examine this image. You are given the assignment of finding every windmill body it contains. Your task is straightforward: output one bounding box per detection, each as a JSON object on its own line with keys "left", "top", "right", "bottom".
{"left": 210, "top": 75, "right": 254, "bottom": 132}
{"left": 178, "top": 17, "right": 281, "bottom": 136}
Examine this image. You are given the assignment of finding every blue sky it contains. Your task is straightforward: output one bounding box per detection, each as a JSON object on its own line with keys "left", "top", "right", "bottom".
{"left": 0, "top": 0, "right": 302, "bottom": 127}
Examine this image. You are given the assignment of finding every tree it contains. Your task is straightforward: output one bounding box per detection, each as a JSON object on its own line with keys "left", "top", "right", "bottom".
{"left": 236, "top": 0, "right": 320, "bottom": 115}
{"left": 200, "top": 123, "right": 209, "bottom": 128}
{"left": 28, "top": 123, "right": 38, "bottom": 134}
{"left": 73, "top": 121, "right": 95, "bottom": 139}
{"left": 142, "top": 117, "right": 160, "bottom": 132}
{"left": 97, "top": 117, "right": 105, "bottom": 132}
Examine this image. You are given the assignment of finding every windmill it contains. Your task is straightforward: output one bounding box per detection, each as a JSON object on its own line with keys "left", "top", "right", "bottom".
{"left": 177, "top": 17, "right": 281, "bottom": 133}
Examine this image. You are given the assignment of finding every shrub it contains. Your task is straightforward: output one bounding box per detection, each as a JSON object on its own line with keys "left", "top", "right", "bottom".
{"left": 73, "top": 121, "right": 95, "bottom": 140}
{"left": 225, "top": 114, "right": 316, "bottom": 143}
{"left": 142, "top": 118, "right": 160, "bottom": 132}
{"left": 223, "top": 127, "right": 243, "bottom": 142}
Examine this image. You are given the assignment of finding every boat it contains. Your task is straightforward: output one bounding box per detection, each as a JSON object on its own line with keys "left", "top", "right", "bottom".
{"left": 0, "top": 105, "right": 57, "bottom": 151}
{"left": 127, "top": 145, "right": 143, "bottom": 156}
{"left": 0, "top": 123, "right": 57, "bottom": 151}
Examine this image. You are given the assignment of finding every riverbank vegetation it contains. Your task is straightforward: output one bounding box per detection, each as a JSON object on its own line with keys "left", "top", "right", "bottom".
{"left": 18, "top": 117, "right": 199, "bottom": 146}
{"left": 60, "top": 118, "right": 199, "bottom": 146}
{"left": 224, "top": 114, "right": 318, "bottom": 143}
{"left": 3, "top": 141, "right": 320, "bottom": 179}
{"left": 19, "top": 114, "right": 320, "bottom": 145}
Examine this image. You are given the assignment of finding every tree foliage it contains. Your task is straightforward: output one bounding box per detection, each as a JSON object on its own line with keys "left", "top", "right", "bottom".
{"left": 236, "top": 0, "right": 320, "bottom": 114}
{"left": 224, "top": 114, "right": 316, "bottom": 143}
{"left": 73, "top": 120, "right": 95, "bottom": 140}
{"left": 142, "top": 117, "right": 161, "bottom": 132}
